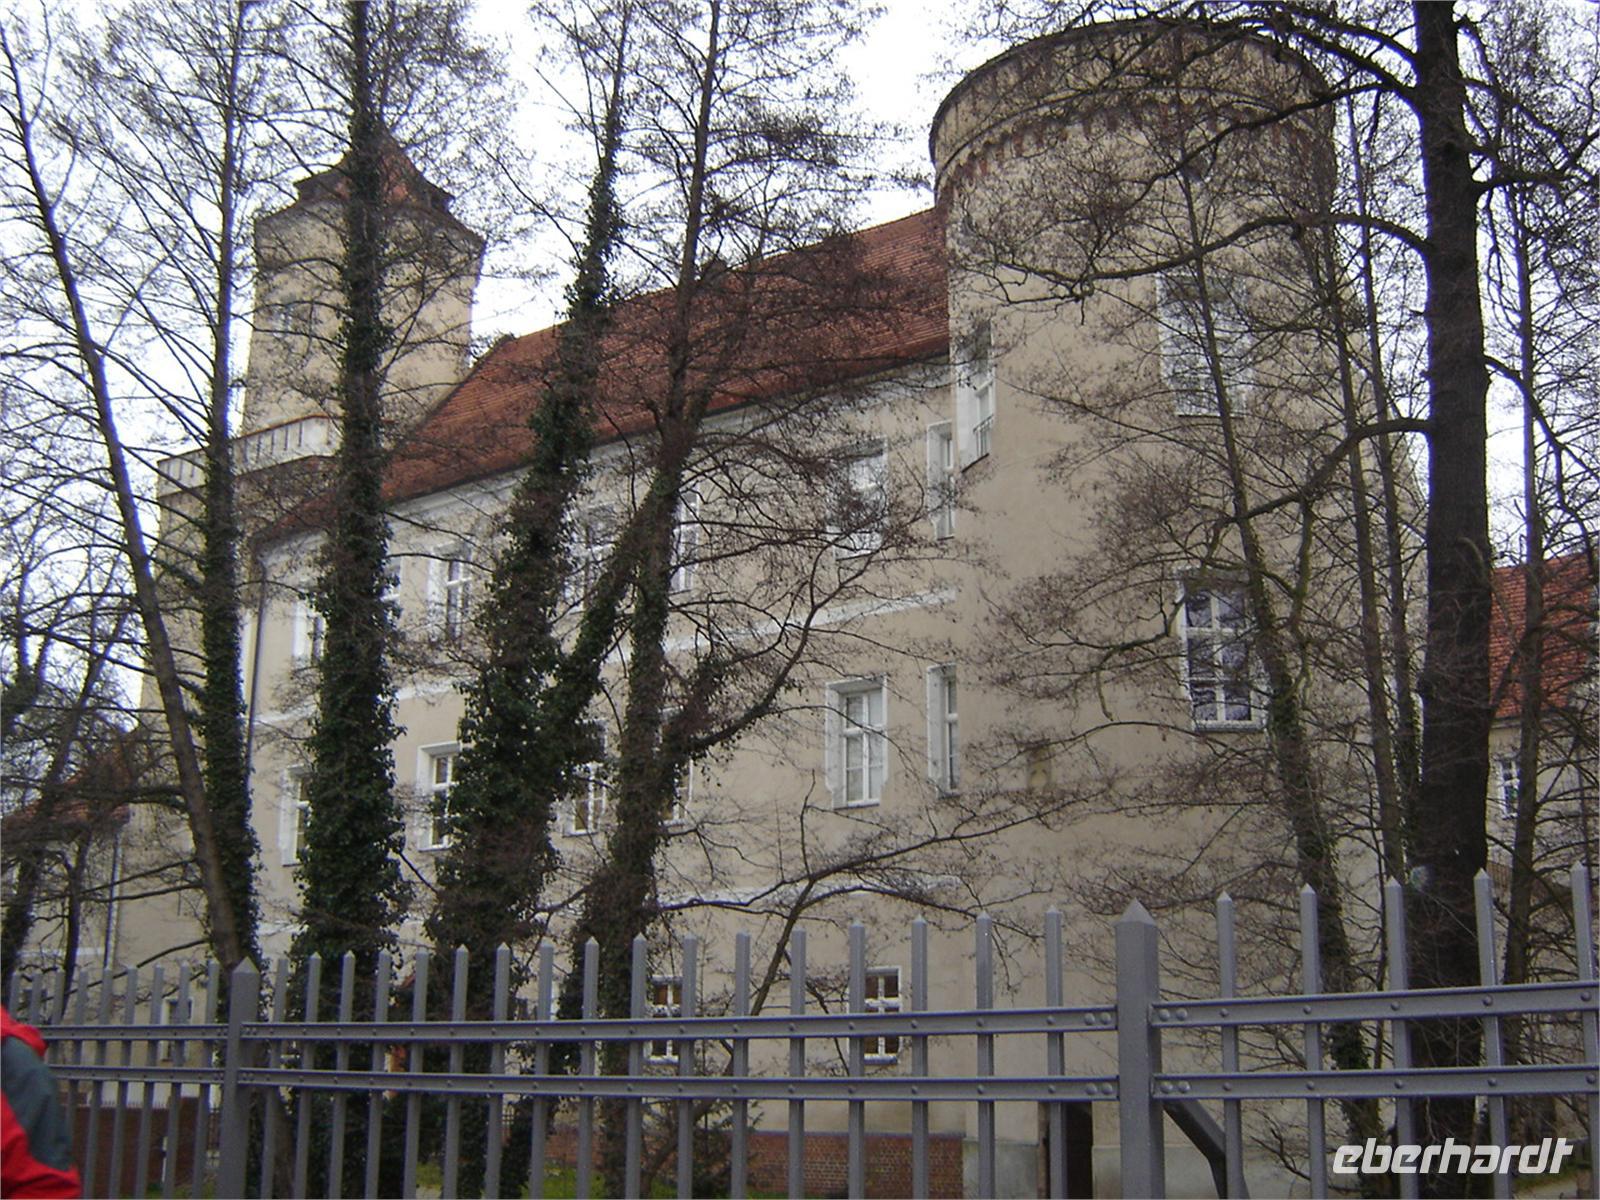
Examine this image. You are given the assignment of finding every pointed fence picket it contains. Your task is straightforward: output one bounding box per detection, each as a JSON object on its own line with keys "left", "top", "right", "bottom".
{"left": 20, "top": 866, "right": 1599, "bottom": 1200}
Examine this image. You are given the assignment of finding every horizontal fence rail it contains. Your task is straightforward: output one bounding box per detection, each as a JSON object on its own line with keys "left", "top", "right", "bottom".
{"left": 14, "top": 865, "right": 1598, "bottom": 1199}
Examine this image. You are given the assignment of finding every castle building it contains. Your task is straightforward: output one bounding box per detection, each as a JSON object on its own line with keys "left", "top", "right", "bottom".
{"left": 56, "top": 19, "right": 1594, "bottom": 1198}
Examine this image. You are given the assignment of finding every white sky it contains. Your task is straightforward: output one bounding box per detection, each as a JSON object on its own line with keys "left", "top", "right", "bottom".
{"left": 462, "top": 0, "right": 995, "bottom": 338}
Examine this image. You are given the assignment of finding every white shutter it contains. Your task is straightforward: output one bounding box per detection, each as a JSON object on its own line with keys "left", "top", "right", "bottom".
{"left": 926, "top": 423, "right": 953, "bottom": 538}
{"left": 868, "top": 684, "right": 887, "bottom": 800}
{"left": 823, "top": 687, "right": 842, "bottom": 799}
{"left": 278, "top": 776, "right": 296, "bottom": 867}
{"left": 954, "top": 360, "right": 977, "bottom": 468}
{"left": 671, "top": 490, "right": 700, "bottom": 593}
{"left": 292, "top": 600, "right": 310, "bottom": 663}
{"left": 279, "top": 772, "right": 307, "bottom": 868}
{"left": 426, "top": 555, "right": 444, "bottom": 631}
{"left": 925, "top": 666, "right": 942, "bottom": 783}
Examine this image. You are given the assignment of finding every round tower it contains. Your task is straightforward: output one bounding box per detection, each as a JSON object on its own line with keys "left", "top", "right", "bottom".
{"left": 929, "top": 19, "right": 1333, "bottom": 468}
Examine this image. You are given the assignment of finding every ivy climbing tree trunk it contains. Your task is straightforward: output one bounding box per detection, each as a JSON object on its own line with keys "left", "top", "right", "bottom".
{"left": 195, "top": 0, "right": 261, "bottom": 972}
{"left": 424, "top": 7, "right": 634, "bottom": 1193}
{"left": 292, "top": 0, "right": 408, "bottom": 976}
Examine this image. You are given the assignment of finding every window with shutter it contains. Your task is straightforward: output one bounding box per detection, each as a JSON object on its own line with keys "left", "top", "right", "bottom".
{"left": 826, "top": 678, "right": 887, "bottom": 806}
{"left": 927, "top": 664, "right": 959, "bottom": 792}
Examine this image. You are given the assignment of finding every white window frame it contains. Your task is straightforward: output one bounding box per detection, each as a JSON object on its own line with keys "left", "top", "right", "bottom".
{"left": 667, "top": 759, "right": 693, "bottom": 827}
{"left": 927, "top": 422, "right": 955, "bottom": 539}
{"left": 1158, "top": 274, "right": 1251, "bottom": 417}
{"left": 1493, "top": 754, "right": 1520, "bottom": 819}
{"left": 280, "top": 768, "right": 311, "bottom": 867}
{"left": 826, "top": 678, "right": 887, "bottom": 807}
{"left": 292, "top": 600, "right": 326, "bottom": 665}
{"left": 383, "top": 562, "right": 403, "bottom": 621}
{"left": 565, "top": 725, "right": 609, "bottom": 837}
{"left": 567, "top": 506, "right": 618, "bottom": 604}
{"left": 648, "top": 976, "right": 682, "bottom": 1063}
{"left": 831, "top": 442, "right": 888, "bottom": 558}
{"left": 431, "top": 550, "right": 471, "bottom": 641}
{"left": 670, "top": 488, "right": 701, "bottom": 594}
{"left": 1179, "top": 581, "right": 1263, "bottom": 730}
{"left": 927, "top": 664, "right": 959, "bottom": 793}
{"left": 419, "top": 745, "right": 459, "bottom": 850}
{"left": 955, "top": 322, "right": 995, "bottom": 467}
{"left": 864, "top": 966, "right": 902, "bottom": 1062}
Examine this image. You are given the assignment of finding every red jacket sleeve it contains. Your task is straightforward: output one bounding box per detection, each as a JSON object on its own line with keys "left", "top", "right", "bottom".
{"left": 1, "top": 1011, "right": 82, "bottom": 1199}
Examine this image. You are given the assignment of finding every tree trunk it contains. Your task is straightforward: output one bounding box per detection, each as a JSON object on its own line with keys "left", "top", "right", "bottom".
{"left": 196, "top": 1, "right": 260, "bottom": 971}
{"left": 1409, "top": 0, "right": 1493, "bottom": 1173}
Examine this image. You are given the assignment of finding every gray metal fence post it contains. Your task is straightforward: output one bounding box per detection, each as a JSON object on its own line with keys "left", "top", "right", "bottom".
{"left": 217, "top": 962, "right": 261, "bottom": 1200}
{"left": 975, "top": 914, "right": 995, "bottom": 1200}
{"left": 677, "top": 934, "right": 699, "bottom": 1200}
{"left": 1474, "top": 872, "right": 1512, "bottom": 1200}
{"left": 1116, "top": 901, "right": 1165, "bottom": 1198}
{"left": 625, "top": 936, "right": 646, "bottom": 1200}
{"left": 1572, "top": 864, "right": 1598, "bottom": 1177}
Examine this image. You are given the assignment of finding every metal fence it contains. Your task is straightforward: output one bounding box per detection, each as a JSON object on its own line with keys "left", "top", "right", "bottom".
{"left": 12, "top": 866, "right": 1597, "bottom": 1199}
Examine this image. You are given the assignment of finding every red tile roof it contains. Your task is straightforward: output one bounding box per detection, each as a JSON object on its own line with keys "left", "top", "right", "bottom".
{"left": 282, "top": 129, "right": 477, "bottom": 241}
{"left": 1489, "top": 550, "right": 1597, "bottom": 720}
{"left": 377, "top": 208, "right": 947, "bottom": 507}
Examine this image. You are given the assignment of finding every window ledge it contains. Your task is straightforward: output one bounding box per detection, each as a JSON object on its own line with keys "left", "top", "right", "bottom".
{"left": 1191, "top": 718, "right": 1265, "bottom": 733}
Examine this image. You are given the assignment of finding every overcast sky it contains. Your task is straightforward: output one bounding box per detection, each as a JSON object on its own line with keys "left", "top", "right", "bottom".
{"left": 462, "top": 0, "right": 997, "bottom": 338}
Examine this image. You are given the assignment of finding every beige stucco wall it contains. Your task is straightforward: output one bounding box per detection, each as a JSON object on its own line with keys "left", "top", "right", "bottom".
{"left": 244, "top": 196, "right": 481, "bottom": 441}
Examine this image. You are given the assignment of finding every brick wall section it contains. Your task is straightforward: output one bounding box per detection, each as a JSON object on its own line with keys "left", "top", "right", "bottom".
{"left": 72, "top": 1098, "right": 202, "bottom": 1198}
{"left": 745, "top": 1129, "right": 965, "bottom": 1198}
{"left": 544, "top": 1123, "right": 965, "bottom": 1197}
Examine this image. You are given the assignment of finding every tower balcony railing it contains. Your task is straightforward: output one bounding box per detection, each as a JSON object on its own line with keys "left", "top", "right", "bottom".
{"left": 156, "top": 415, "right": 339, "bottom": 496}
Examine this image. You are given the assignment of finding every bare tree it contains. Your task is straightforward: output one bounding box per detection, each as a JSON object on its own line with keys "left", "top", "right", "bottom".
{"left": 0, "top": 4, "right": 290, "bottom": 969}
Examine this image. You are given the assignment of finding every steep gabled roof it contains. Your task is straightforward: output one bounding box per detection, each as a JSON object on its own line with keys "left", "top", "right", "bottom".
{"left": 380, "top": 208, "right": 948, "bottom": 507}
{"left": 276, "top": 129, "right": 478, "bottom": 241}
{"left": 1489, "top": 549, "right": 1597, "bottom": 721}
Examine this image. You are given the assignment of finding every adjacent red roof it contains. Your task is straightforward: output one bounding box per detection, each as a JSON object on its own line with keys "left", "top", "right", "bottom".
{"left": 381, "top": 208, "right": 948, "bottom": 506}
{"left": 1489, "top": 550, "right": 1597, "bottom": 720}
